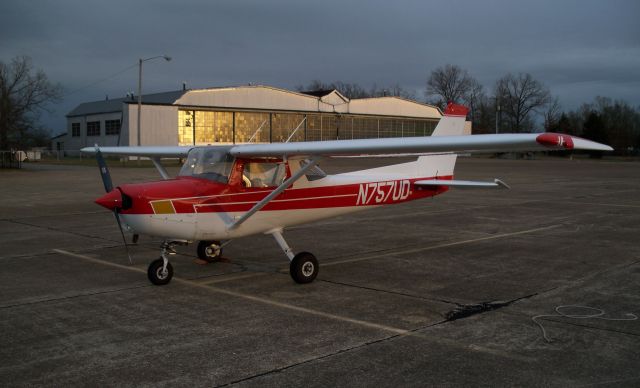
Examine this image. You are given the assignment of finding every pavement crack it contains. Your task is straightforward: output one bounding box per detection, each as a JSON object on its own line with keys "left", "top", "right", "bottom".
{"left": 218, "top": 331, "right": 409, "bottom": 387}
{"left": 444, "top": 293, "right": 538, "bottom": 322}
{"left": 319, "top": 278, "right": 459, "bottom": 311}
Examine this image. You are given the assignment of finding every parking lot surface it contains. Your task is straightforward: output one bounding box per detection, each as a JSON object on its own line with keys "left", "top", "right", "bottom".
{"left": 1, "top": 156, "right": 639, "bottom": 387}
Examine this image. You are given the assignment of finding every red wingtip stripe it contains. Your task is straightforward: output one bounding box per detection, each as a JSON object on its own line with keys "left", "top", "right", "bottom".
{"left": 444, "top": 102, "right": 469, "bottom": 117}
{"left": 536, "top": 133, "right": 574, "bottom": 150}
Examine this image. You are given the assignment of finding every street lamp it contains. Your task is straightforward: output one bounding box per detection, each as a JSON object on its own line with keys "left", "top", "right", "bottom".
{"left": 137, "top": 55, "right": 171, "bottom": 147}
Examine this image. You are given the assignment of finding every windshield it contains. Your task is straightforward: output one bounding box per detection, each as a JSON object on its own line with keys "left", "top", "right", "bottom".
{"left": 179, "top": 147, "right": 234, "bottom": 183}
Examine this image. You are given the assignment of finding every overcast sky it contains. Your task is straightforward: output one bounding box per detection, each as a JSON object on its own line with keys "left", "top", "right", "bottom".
{"left": 1, "top": 0, "right": 639, "bottom": 134}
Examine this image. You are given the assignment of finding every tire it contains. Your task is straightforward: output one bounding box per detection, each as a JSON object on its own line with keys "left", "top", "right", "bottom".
{"left": 147, "top": 258, "right": 173, "bottom": 285}
{"left": 197, "top": 240, "right": 222, "bottom": 262}
{"left": 290, "top": 252, "right": 319, "bottom": 284}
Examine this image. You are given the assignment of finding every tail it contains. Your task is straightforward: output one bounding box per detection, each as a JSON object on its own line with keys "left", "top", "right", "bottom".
{"left": 417, "top": 102, "right": 468, "bottom": 177}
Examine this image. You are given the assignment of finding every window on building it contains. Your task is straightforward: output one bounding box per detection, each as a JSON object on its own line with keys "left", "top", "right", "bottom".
{"left": 339, "top": 116, "right": 353, "bottom": 140}
{"left": 87, "top": 121, "right": 101, "bottom": 136}
{"left": 179, "top": 110, "right": 235, "bottom": 145}
{"left": 306, "top": 114, "right": 321, "bottom": 141}
{"left": 178, "top": 110, "right": 195, "bottom": 145}
{"left": 105, "top": 120, "right": 121, "bottom": 135}
{"left": 272, "top": 113, "right": 305, "bottom": 142}
{"left": 234, "top": 112, "right": 270, "bottom": 143}
{"left": 71, "top": 123, "right": 81, "bottom": 137}
{"left": 321, "top": 115, "right": 338, "bottom": 141}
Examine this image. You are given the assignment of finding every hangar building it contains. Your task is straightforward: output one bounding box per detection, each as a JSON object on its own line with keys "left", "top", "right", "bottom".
{"left": 63, "top": 85, "right": 446, "bottom": 150}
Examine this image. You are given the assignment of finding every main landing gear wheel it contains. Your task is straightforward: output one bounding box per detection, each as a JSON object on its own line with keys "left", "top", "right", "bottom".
{"left": 290, "top": 252, "right": 319, "bottom": 284}
{"left": 197, "top": 240, "right": 223, "bottom": 262}
{"left": 148, "top": 258, "right": 174, "bottom": 285}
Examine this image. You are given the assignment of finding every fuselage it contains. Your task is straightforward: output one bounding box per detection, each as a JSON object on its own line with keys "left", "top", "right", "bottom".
{"left": 99, "top": 155, "right": 452, "bottom": 241}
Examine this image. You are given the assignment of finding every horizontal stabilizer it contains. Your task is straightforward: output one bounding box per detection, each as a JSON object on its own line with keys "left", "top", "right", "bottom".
{"left": 414, "top": 178, "right": 510, "bottom": 189}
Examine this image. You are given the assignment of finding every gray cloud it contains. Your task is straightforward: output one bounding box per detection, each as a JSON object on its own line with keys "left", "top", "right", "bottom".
{"left": 1, "top": 0, "right": 638, "bottom": 133}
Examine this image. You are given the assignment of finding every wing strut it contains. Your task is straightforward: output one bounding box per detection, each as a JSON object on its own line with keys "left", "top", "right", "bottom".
{"left": 151, "top": 157, "right": 171, "bottom": 180}
{"left": 227, "top": 156, "right": 320, "bottom": 231}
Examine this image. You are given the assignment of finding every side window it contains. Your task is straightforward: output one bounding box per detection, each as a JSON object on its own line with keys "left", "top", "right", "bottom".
{"left": 243, "top": 162, "right": 286, "bottom": 188}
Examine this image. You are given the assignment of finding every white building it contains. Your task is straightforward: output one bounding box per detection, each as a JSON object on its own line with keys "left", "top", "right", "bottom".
{"left": 63, "top": 85, "right": 448, "bottom": 150}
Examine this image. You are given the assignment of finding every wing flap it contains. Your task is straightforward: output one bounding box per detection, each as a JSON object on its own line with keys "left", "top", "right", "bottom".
{"left": 415, "top": 179, "right": 510, "bottom": 189}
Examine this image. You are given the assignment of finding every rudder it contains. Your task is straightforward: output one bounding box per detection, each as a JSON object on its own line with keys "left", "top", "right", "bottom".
{"left": 417, "top": 102, "right": 469, "bottom": 177}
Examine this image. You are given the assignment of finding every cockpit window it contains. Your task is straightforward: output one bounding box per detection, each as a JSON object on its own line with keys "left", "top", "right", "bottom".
{"left": 301, "top": 159, "right": 327, "bottom": 181}
{"left": 179, "top": 148, "right": 234, "bottom": 183}
{"left": 243, "top": 162, "right": 286, "bottom": 188}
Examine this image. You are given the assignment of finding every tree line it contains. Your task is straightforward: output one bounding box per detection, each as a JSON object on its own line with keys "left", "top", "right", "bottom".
{"left": 1, "top": 55, "right": 639, "bottom": 154}
{"left": 299, "top": 64, "right": 640, "bottom": 154}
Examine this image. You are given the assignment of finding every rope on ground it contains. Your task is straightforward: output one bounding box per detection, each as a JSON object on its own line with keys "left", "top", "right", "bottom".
{"left": 532, "top": 305, "right": 638, "bottom": 342}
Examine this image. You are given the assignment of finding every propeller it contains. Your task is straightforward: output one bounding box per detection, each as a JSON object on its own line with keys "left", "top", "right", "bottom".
{"left": 95, "top": 144, "right": 133, "bottom": 264}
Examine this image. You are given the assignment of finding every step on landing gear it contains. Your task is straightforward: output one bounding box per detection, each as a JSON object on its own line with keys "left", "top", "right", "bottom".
{"left": 270, "top": 229, "right": 318, "bottom": 284}
{"left": 147, "top": 240, "right": 187, "bottom": 285}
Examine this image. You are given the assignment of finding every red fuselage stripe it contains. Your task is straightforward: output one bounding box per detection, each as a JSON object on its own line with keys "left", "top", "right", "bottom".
{"left": 121, "top": 176, "right": 451, "bottom": 215}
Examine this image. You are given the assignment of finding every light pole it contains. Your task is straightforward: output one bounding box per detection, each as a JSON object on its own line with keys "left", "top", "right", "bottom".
{"left": 137, "top": 55, "right": 171, "bottom": 148}
{"left": 495, "top": 95, "right": 500, "bottom": 134}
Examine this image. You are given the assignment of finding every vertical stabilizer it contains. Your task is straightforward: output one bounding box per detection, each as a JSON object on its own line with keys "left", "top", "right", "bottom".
{"left": 417, "top": 102, "right": 469, "bottom": 177}
{"left": 431, "top": 102, "right": 468, "bottom": 137}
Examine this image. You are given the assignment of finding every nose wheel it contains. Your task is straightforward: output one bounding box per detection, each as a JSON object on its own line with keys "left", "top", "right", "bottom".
{"left": 148, "top": 258, "right": 173, "bottom": 285}
{"left": 147, "top": 240, "right": 186, "bottom": 285}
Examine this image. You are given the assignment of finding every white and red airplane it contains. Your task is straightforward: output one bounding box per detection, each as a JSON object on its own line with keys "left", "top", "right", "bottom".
{"left": 82, "top": 103, "right": 612, "bottom": 286}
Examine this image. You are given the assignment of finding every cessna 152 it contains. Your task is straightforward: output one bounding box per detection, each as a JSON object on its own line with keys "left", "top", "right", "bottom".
{"left": 82, "top": 103, "right": 612, "bottom": 286}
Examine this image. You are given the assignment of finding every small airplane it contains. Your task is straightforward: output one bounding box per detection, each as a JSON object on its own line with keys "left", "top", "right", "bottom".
{"left": 81, "top": 103, "right": 612, "bottom": 286}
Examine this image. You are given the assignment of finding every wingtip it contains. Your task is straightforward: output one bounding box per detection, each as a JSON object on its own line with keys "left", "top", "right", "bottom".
{"left": 536, "top": 133, "right": 613, "bottom": 152}
{"left": 571, "top": 136, "right": 614, "bottom": 152}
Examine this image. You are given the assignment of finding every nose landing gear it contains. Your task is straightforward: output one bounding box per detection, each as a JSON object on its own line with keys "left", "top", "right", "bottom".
{"left": 147, "top": 240, "right": 187, "bottom": 285}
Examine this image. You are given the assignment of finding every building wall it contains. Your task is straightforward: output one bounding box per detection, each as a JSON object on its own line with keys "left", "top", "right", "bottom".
{"left": 65, "top": 111, "right": 123, "bottom": 150}
{"left": 66, "top": 86, "right": 449, "bottom": 149}
{"left": 125, "top": 104, "right": 178, "bottom": 146}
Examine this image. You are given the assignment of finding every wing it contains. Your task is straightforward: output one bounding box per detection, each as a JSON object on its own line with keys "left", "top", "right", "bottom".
{"left": 81, "top": 133, "right": 611, "bottom": 159}
{"left": 80, "top": 146, "right": 196, "bottom": 158}
{"left": 229, "top": 133, "right": 612, "bottom": 158}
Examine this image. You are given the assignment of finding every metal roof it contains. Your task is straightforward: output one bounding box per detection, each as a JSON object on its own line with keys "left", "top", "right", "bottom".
{"left": 66, "top": 90, "right": 187, "bottom": 117}
{"left": 300, "top": 89, "right": 337, "bottom": 97}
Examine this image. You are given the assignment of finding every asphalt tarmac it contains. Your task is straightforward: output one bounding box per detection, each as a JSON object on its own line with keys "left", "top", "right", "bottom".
{"left": 1, "top": 156, "right": 639, "bottom": 387}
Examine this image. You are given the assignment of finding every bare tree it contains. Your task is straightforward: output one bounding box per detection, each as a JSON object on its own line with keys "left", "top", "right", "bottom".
{"left": 463, "top": 78, "right": 485, "bottom": 124}
{"left": 297, "top": 81, "right": 416, "bottom": 100}
{"left": 370, "top": 83, "right": 416, "bottom": 99}
{"left": 544, "top": 96, "right": 562, "bottom": 131}
{"left": 297, "top": 80, "right": 368, "bottom": 99}
{"left": 426, "top": 64, "right": 475, "bottom": 109}
{"left": 0, "top": 56, "right": 61, "bottom": 149}
{"left": 495, "top": 73, "right": 551, "bottom": 132}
